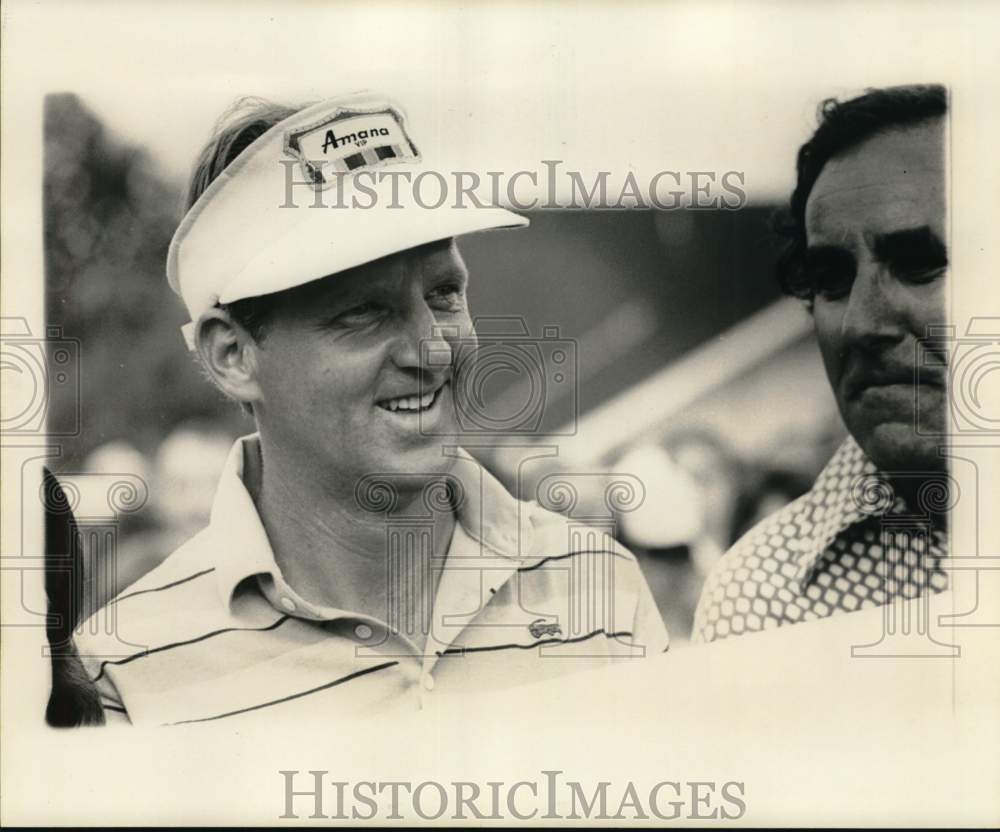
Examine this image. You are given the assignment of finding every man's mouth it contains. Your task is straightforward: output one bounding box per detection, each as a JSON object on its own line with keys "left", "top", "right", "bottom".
{"left": 376, "top": 383, "right": 445, "bottom": 414}
{"left": 844, "top": 367, "right": 944, "bottom": 400}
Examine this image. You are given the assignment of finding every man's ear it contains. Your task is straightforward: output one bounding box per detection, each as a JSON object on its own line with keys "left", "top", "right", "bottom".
{"left": 193, "top": 309, "right": 263, "bottom": 406}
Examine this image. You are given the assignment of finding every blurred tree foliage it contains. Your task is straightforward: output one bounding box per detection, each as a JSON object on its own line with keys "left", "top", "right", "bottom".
{"left": 44, "top": 94, "right": 244, "bottom": 468}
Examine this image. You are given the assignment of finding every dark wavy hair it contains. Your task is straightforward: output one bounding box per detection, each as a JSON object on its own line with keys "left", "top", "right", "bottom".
{"left": 774, "top": 84, "right": 948, "bottom": 304}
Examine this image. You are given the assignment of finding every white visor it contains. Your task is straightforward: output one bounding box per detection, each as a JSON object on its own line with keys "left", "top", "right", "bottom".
{"left": 167, "top": 92, "right": 529, "bottom": 348}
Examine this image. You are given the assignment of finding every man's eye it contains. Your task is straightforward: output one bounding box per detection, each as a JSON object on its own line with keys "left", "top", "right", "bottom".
{"left": 893, "top": 262, "right": 948, "bottom": 285}
{"left": 802, "top": 250, "right": 856, "bottom": 300}
{"left": 338, "top": 302, "right": 382, "bottom": 323}
{"left": 427, "top": 284, "right": 465, "bottom": 309}
{"left": 814, "top": 268, "right": 855, "bottom": 300}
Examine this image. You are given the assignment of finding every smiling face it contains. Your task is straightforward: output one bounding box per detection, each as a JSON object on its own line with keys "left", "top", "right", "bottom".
{"left": 248, "top": 239, "right": 473, "bottom": 494}
{"left": 804, "top": 118, "right": 947, "bottom": 473}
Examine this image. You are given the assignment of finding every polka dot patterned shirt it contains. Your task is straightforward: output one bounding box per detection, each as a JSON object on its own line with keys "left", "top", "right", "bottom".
{"left": 693, "top": 437, "right": 948, "bottom": 644}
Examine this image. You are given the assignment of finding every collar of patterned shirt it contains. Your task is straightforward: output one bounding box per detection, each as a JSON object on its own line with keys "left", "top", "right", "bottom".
{"left": 779, "top": 435, "right": 938, "bottom": 593}
{"left": 692, "top": 435, "right": 950, "bottom": 643}
{"left": 78, "top": 435, "right": 669, "bottom": 726}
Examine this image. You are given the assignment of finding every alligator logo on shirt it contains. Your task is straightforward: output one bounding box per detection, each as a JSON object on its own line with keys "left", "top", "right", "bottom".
{"left": 528, "top": 618, "right": 562, "bottom": 639}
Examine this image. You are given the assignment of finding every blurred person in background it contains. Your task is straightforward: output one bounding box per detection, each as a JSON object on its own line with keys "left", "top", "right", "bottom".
{"left": 75, "top": 91, "right": 668, "bottom": 725}
{"left": 152, "top": 421, "right": 235, "bottom": 546}
{"left": 77, "top": 440, "right": 156, "bottom": 616}
{"left": 694, "top": 84, "right": 950, "bottom": 643}
{"left": 618, "top": 429, "right": 748, "bottom": 644}
{"left": 617, "top": 442, "right": 702, "bottom": 644}
{"left": 665, "top": 429, "right": 747, "bottom": 578}
{"left": 82, "top": 440, "right": 152, "bottom": 484}
{"left": 83, "top": 423, "right": 238, "bottom": 605}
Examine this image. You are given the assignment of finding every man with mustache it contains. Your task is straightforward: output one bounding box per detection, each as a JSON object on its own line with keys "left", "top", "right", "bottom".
{"left": 694, "top": 84, "right": 950, "bottom": 642}
{"left": 76, "top": 92, "right": 668, "bottom": 724}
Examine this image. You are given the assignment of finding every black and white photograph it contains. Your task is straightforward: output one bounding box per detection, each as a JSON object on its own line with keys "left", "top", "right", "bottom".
{"left": 2, "top": 0, "right": 998, "bottom": 825}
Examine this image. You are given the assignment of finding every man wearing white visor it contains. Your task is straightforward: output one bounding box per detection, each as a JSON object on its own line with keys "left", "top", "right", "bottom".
{"left": 78, "top": 92, "right": 669, "bottom": 726}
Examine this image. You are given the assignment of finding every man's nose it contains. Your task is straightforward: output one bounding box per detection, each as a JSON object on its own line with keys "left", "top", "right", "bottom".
{"left": 839, "top": 261, "right": 906, "bottom": 349}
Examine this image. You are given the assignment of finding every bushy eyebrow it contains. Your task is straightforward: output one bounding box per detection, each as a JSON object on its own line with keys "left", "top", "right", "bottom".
{"left": 872, "top": 225, "right": 947, "bottom": 265}
{"left": 804, "top": 226, "right": 947, "bottom": 266}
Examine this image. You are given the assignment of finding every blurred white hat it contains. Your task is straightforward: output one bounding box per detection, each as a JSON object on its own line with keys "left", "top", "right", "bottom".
{"left": 83, "top": 440, "right": 151, "bottom": 481}
{"left": 154, "top": 425, "right": 234, "bottom": 531}
{"left": 167, "top": 91, "right": 528, "bottom": 345}
{"left": 616, "top": 443, "right": 704, "bottom": 549}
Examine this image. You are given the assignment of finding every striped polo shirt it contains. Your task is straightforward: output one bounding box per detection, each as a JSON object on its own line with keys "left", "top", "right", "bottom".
{"left": 77, "top": 436, "right": 669, "bottom": 726}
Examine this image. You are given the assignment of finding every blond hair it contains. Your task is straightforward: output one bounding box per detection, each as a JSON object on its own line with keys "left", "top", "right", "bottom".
{"left": 184, "top": 96, "right": 303, "bottom": 210}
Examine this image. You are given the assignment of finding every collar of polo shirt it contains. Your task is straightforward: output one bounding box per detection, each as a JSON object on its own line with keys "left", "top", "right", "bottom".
{"left": 210, "top": 435, "right": 534, "bottom": 612}
{"left": 166, "top": 91, "right": 529, "bottom": 349}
